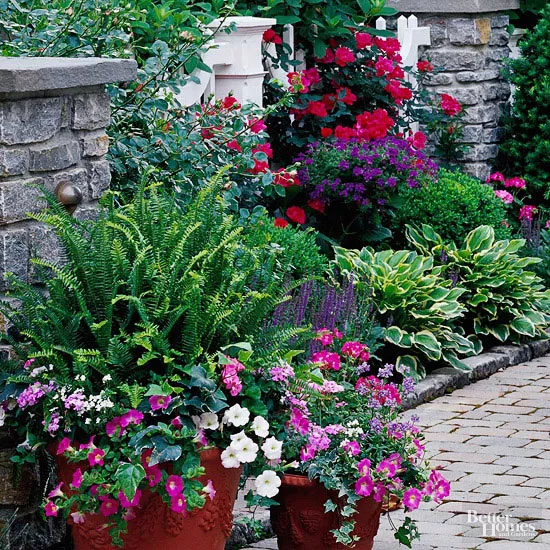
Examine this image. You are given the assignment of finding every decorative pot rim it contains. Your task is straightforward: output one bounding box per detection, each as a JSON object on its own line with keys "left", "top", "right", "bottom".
{"left": 280, "top": 473, "right": 317, "bottom": 487}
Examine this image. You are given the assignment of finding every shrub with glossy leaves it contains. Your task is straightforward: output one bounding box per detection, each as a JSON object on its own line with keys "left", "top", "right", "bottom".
{"left": 407, "top": 224, "right": 550, "bottom": 346}
{"left": 394, "top": 169, "right": 512, "bottom": 246}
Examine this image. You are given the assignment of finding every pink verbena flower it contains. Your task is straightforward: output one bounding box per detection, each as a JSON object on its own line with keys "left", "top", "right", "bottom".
{"left": 269, "top": 363, "right": 295, "bottom": 383}
{"left": 289, "top": 408, "right": 310, "bottom": 435}
{"left": 341, "top": 341, "right": 370, "bottom": 361}
{"left": 311, "top": 351, "right": 341, "bottom": 371}
{"left": 222, "top": 357, "right": 245, "bottom": 397}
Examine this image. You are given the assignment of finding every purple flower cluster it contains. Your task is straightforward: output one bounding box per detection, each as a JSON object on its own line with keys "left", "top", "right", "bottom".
{"left": 297, "top": 137, "right": 437, "bottom": 214}
{"left": 64, "top": 389, "right": 86, "bottom": 412}
{"left": 17, "top": 381, "right": 56, "bottom": 409}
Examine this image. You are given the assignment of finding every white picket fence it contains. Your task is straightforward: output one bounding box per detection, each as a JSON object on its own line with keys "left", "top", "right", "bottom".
{"left": 176, "top": 15, "right": 430, "bottom": 110}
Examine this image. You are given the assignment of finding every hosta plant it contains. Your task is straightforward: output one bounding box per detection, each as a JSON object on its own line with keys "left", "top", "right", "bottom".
{"left": 333, "top": 247, "right": 476, "bottom": 378}
{"left": 406, "top": 224, "right": 550, "bottom": 346}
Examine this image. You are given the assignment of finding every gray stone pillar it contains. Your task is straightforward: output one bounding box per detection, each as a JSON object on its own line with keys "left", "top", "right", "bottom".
{"left": 388, "top": 0, "right": 519, "bottom": 180}
{"left": 0, "top": 57, "right": 136, "bottom": 549}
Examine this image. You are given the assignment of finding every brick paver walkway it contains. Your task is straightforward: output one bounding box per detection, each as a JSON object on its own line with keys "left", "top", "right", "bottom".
{"left": 242, "top": 355, "right": 550, "bottom": 549}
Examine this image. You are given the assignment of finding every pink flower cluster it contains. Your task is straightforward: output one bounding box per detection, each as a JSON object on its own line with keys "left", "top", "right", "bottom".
{"left": 106, "top": 409, "right": 144, "bottom": 437}
{"left": 17, "top": 381, "right": 56, "bottom": 408}
{"left": 341, "top": 341, "right": 370, "bottom": 361}
{"left": 221, "top": 357, "right": 245, "bottom": 397}
{"left": 269, "top": 363, "right": 295, "bottom": 383}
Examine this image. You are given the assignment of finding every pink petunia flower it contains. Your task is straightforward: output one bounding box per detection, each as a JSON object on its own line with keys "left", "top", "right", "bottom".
{"left": 147, "top": 467, "right": 162, "bottom": 487}
{"left": 376, "top": 459, "right": 397, "bottom": 478}
{"left": 355, "top": 475, "right": 374, "bottom": 497}
{"left": 71, "top": 469, "right": 83, "bottom": 489}
{"left": 372, "top": 482, "right": 386, "bottom": 503}
{"left": 403, "top": 488, "right": 422, "bottom": 510}
{"left": 70, "top": 511, "right": 86, "bottom": 524}
{"left": 357, "top": 458, "right": 371, "bottom": 476}
{"left": 56, "top": 437, "right": 72, "bottom": 455}
{"left": 44, "top": 500, "right": 58, "bottom": 517}
{"left": 118, "top": 489, "right": 142, "bottom": 508}
{"left": 166, "top": 475, "right": 184, "bottom": 497}
{"left": 120, "top": 409, "right": 144, "bottom": 428}
{"left": 170, "top": 494, "right": 187, "bottom": 514}
{"left": 88, "top": 448, "right": 105, "bottom": 467}
{"left": 149, "top": 395, "right": 172, "bottom": 411}
{"left": 202, "top": 480, "right": 216, "bottom": 501}
{"left": 48, "top": 482, "right": 64, "bottom": 499}
{"left": 99, "top": 498, "right": 119, "bottom": 517}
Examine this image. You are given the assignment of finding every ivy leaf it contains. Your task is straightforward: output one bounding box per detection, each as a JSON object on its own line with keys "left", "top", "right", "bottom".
{"left": 189, "top": 365, "right": 216, "bottom": 390}
{"left": 149, "top": 444, "right": 182, "bottom": 466}
{"left": 116, "top": 463, "right": 146, "bottom": 500}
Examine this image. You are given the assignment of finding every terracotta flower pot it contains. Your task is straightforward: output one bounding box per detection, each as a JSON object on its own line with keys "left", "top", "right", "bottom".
{"left": 54, "top": 447, "right": 241, "bottom": 550}
{"left": 271, "top": 474, "right": 382, "bottom": 550}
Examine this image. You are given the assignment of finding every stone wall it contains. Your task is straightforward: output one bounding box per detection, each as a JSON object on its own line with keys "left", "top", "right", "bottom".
{"left": 388, "top": 0, "right": 519, "bottom": 180}
{"left": 0, "top": 57, "right": 136, "bottom": 549}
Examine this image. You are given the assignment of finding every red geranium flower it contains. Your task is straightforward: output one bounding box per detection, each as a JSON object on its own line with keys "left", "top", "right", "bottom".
{"left": 274, "top": 169, "right": 300, "bottom": 188}
{"left": 321, "top": 127, "right": 333, "bottom": 138}
{"left": 308, "top": 199, "right": 326, "bottom": 213}
{"left": 286, "top": 206, "right": 306, "bottom": 224}
{"left": 253, "top": 142, "right": 273, "bottom": 159}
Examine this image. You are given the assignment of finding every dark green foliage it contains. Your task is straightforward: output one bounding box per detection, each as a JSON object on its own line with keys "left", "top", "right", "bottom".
{"left": 500, "top": 5, "right": 550, "bottom": 206}
{"left": 244, "top": 216, "right": 329, "bottom": 279}
{"left": 395, "top": 169, "right": 511, "bottom": 246}
{"left": 0, "top": 175, "right": 292, "bottom": 386}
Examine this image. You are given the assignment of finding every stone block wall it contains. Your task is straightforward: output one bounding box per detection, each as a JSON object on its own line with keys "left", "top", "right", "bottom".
{"left": 0, "top": 57, "right": 136, "bottom": 549}
{"left": 389, "top": 0, "right": 520, "bottom": 180}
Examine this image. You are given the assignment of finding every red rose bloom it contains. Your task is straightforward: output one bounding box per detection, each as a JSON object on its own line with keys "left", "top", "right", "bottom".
{"left": 274, "top": 217, "right": 289, "bottom": 228}
{"left": 304, "top": 67, "right": 321, "bottom": 85}
{"left": 338, "top": 87, "right": 357, "bottom": 106}
{"left": 375, "top": 56, "right": 394, "bottom": 77}
{"left": 307, "top": 100, "right": 328, "bottom": 117}
{"left": 253, "top": 142, "right": 273, "bottom": 159}
{"left": 441, "top": 94, "right": 462, "bottom": 116}
{"left": 248, "top": 118, "right": 267, "bottom": 133}
{"left": 334, "top": 125, "right": 357, "bottom": 140}
{"left": 334, "top": 47, "right": 356, "bottom": 67}
{"left": 247, "top": 159, "right": 269, "bottom": 174}
{"left": 316, "top": 47, "right": 335, "bottom": 64}
{"left": 355, "top": 32, "right": 373, "bottom": 49}
{"left": 321, "top": 127, "right": 333, "bottom": 138}
{"left": 227, "top": 139, "right": 242, "bottom": 152}
{"left": 408, "top": 131, "right": 427, "bottom": 150}
{"left": 417, "top": 60, "right": 434, "bottom": 72}
{"left": 222, "top": 96, "right": 240, "bottom": 109}
{"left": 355, "top": 109, "right": 395, "bottom": 140}
{"left": 274, "top": 170, "right": 300, "bottom": 188}
{"left": 307, "top": 199, "right": 326, "bottom": 213}
{"left": 286, "top": 206, "right": 306, "bottom": 224}
{"left": 384, "top": 80, "right": 412, "bottom": 105}
{"left": 263, "top": 29, "right": 282, "bottom": 44}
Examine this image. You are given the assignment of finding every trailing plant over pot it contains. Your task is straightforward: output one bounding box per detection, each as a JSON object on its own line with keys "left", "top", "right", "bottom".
{"left": 270, "top": 330, "right": 451, "bottom": 548}
{"left": 406, "top": 224, "right": 550, "bottom": 346}
{"left": 333, "top": 248, "right": 476, "bottom": 378}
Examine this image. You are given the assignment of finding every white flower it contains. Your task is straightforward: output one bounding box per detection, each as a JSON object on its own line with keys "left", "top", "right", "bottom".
{"left": 102, "top": 374, "right": 112, "bottom": 383}
{"left": 0, "top": 408, "right": 5, "bottom": 427}
{"left": 251, "top": 415, "right": 270, "bottom": 438}
{"left": 221, "top": 447, "right": 240, "bottom": 468}
{"left": 199, "top": 412, "right": 220, "bottom": 430}
{"left": 233, "top": 436, "right": 258, "bottom": 464}
{"left": 223, "top": 404, "right": 250, "bottom": 427}
{"left": 261, "top": 437, "right": 282, "bottom": 460}
{"left": 255, "top": 470, "right": 281, "bottom": 498}
{"left": 230, "top": 430, "right": 247, "bottom": 445}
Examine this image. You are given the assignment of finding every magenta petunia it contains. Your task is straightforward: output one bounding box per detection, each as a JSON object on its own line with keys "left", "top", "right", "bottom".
{"left": 403, "top": 488, "right": 422, "bottom": 510}
{"left": 48, "top": 482, "right": 64, "bottom": 499}
{"left": 170, "top": 494, "right": 187, "bottom": 514}
{"left": 71, "top": 469, "right": 83, "bottom": 489}
{"left": 149, "top": 395, "right": 172, "bottom": 411}
{"left": 357, "top": 458, "right": 371, "bottom": 476}
{"left": 166, "top": 475, "right": 184, "bottom": 497}
{"left": 355, "top": 475, "right": 374, "bottom": 497}
{"left": 120, "top": 409, "right": 144, "bottom": 428}
{"left": 118, "top": 489, "right": 142, "bottom": 508}
{"left": 88, "top": 448, "right": 105, "bottom": 467}
{"left": 99, "top": 498, "right": 120, "bottom": 517}
{"left": 44, "top": 500, "right": 59, "bottom": 517}
{"left": 56, "top": 437, "right": 72, "bottom": 455}
{"left": 376, "top": 459, "right": 397, "bottom": 478}
{"left": 147, "top": 466, "right": 162, "bottom": 487}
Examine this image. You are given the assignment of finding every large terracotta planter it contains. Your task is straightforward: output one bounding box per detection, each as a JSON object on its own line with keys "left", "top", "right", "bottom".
{"left": 54, "top": 447, "right": 241, "bottom": 550}
{"left": 271, "top": 474, "right": 382, "bottom": 550}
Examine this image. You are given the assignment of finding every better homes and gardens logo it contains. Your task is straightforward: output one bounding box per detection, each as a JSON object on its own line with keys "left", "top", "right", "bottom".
{"left": 468, "top": 511, "right": 536, "bottom": 537}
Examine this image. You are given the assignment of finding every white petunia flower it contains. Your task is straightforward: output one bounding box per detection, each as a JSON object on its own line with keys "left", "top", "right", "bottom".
{"left": 255, "top": 470, "right": 281, "bottom": 498}
{"left": 251, "top": 415, "right": 270, "bottom": 438}
{"left": 233, "top": 436, "right": 258, "bottom": 463}
{"left": 223, "top": 404, "right": 250, "bottom": 427}
{"left": 261, "top": 437, "right": 283, "bottom": 460}
{"left": 0, "top": 408, "right": 5, "bottom": 427}
{"left": 221, "top": 447, "right": 240, "bottom": 468}
{"left": 199, "top": 412, "right": 220, "bottom": 430}
{"left": 230, "top": 430, "right": 247, "bottom": 445}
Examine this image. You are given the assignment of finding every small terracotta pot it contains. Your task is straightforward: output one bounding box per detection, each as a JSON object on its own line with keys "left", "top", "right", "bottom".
{"left": 271, "top": 474, "right": 382, "bottom": 550}
{"left": 54, "top": 447, "right": 241, "bottom": 550}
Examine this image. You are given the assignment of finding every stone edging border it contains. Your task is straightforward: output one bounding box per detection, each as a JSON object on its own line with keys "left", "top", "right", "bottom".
{"left": 228, "top": 337, "right": 550, "bottom": 548}
{"left": 403, "top": 337, "right": 550, "bottom": 409}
